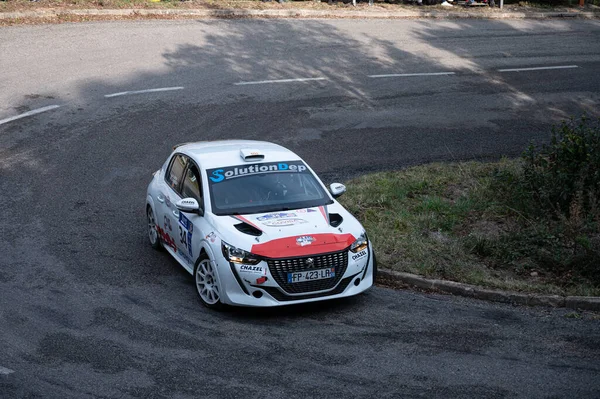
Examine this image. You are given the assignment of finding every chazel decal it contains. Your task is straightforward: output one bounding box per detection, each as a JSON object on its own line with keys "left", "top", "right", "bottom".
{"left": 239, "top": 265, "right": 267, "bottom": 275}
{"left": 352, "top": 250, "right": 367, "bottom": 261}
{"left": 178, "top": 213, "right": 193, "bottom": 258}
{"left": 207, "top": 161, "right": 309, "bottom": 183}
{"left": 256, "top": 212, "right": 297, "bottom": 221}
{"left": 261, "top": 218, "right": 307, "bottom": 227}
{"left": 296, "top": 236, "right": 315, "bottom": 247}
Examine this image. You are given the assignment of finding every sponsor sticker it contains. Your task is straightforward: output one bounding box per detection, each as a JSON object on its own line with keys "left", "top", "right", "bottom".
{"left": 351, "top": 250, "right": 367, "bottom": 261}
{"left": 255, "top": 276, "right": 268, "bottom": 285}
{"left": 163, "top": 215, "right": 172, "bottom": 231}
{"left": 239, "top": 265, "right": 267, "bottom": 275}
{"left": 205, "top": 232, "right": 217, "bottom": 243}
{"left": 156, "top": 226, "right": 177, "bottom": 252}
{"left": 261, "top": 218, "right": 307, "bottom": 227}
{"left": 178, "top": 213, "right": 193, "bottom": 257}
{"left": 257, "top": 212, "right": 297, "bottom": 221}
{"left": 207, "top": 161, "right": 309, "bottom": 184}
{"left": 177, "top": 249, "right": 193, "bottom": 264}
{"left": 295, "top": 208, "right": 318, "bottom": 214}
{"left": 296, "top": 236, "right": 315, "bottom": 247}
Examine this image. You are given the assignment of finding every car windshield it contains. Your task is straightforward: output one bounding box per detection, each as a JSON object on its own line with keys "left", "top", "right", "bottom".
{"left": 206, "top": 160, "right": 333, "bottom": 215}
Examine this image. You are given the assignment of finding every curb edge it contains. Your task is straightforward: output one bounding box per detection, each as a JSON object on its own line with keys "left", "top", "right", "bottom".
{"left": 379, "top": 268, "right": 600, "bottom": 310}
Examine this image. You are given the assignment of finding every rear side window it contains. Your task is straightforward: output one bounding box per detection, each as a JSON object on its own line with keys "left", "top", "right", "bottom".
{"left": 165, "top": 154, "right": 188, "bottom": 192}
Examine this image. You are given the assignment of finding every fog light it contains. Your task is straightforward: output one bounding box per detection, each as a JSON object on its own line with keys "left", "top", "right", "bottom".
{"left": 252, "top": 290, "right": 263, "bottom": 299}
{"left": 354, "top": 278, "right": 361, "bottom": 286}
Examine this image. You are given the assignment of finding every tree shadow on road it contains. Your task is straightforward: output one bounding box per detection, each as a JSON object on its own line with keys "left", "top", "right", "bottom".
{"left": 2, "top": 18, "right": 600, "bottom": 398}
{"left": 1, "top": 17, "right": 600, "bottom": 320}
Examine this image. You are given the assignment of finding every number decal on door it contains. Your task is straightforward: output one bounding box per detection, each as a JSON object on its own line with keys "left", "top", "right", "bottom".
{"left": 179, "top": 226, "right": 187, "bottom": 249}
{"left": 178, "top": 213, "right": 194, "bottom": 258}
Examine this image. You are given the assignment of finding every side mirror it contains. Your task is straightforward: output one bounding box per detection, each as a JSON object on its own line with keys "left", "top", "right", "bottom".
{"left": 329, "top": 183, "right": 346, "bottom": 199}
{"left": 176, "top": 198, "right": 203, "bottom": 216}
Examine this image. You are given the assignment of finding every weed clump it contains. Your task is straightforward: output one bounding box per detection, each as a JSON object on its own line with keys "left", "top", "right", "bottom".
{"left": 517, "top": 116, "right": 600, "bottom": 287}
{"left": 522, "top": 115, "right": 600, "bottom": 219}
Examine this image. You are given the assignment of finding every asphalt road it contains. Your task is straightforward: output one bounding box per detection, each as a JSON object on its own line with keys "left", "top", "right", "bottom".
{"left": 1, "top": 19, "right": 600, "bottom": 398}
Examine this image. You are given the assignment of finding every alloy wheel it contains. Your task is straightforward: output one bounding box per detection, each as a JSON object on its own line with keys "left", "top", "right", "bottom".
{"left": 195, "top": 259, "right": 220, "bottom": 305}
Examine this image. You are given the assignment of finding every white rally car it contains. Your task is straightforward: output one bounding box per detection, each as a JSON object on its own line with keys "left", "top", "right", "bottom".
{"left": 146, "top": 140, "right": 376, "bottom": 308}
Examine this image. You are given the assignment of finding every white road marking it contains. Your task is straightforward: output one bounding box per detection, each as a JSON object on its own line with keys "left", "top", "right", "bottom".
{"left": 104, "top": 87, "right": 184, "bottom": 98}
{"left": 0, "top": 366, "right": 15, "bottom": 375}
{"left": 0, "top": 105, "right": 61, "bottom": 126}
{"left": 368, "top": 72, "right": 456, "bottom": 78}
{"left": 498, "top": 65, "right": 579, "bottom": 73}
{"left": 234, "top": 77, "right": 327, "bottom": 86}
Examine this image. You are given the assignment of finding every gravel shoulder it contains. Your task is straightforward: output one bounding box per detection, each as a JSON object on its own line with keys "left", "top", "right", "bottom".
{"left": 1, "top": 0, "right": 599, "bottom": 25}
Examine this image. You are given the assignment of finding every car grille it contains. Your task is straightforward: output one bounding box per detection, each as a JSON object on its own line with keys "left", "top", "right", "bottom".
{"left": 261, "top": 275, "right": 357, "bottom": 302}
{"left": 265, "top": 250, "right": 349, "bottom": 295}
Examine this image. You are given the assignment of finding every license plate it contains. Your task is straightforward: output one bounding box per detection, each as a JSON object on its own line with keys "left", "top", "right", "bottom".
{"left": 287, "top": 268, "right": 335, "bottom": 283}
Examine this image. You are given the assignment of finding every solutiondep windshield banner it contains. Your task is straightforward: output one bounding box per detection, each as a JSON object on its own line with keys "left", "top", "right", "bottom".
{"left": 207, "top": 161, "right": 309, "bottom": 183}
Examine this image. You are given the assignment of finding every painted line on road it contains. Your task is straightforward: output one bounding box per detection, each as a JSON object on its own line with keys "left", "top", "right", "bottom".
{"left": 104, "top": 87, "right": 184, "bottom": 98}
{"left": 0, "top": 105, "right": 61, "bottom": 126}
{"left": 234, "top": 77, "right": 327, "bottom": 86}
{"left": 368, "top": 72, "right": 456, "bottom": 78}
{"left": 498, "top": 65, "right": 579, "bottom": 73}
{"left": 0, "top": 366, "right": 15, "bottom": 375}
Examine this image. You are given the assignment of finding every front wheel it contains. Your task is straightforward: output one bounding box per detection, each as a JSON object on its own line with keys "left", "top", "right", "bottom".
{"left": 194, "top": 255, "right": 225, "bottom": 310}
{"left": 372, "top": 251, "right": 378, "bottom": 283}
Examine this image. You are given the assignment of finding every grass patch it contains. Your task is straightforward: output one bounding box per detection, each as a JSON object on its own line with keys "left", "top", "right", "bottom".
{"left": 340, "top": 158, "right": 600, "bottom": 296}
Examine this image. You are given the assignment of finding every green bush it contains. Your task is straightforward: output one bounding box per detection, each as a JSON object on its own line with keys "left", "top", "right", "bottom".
{"left": 522, "top": 115, "right": 600, "bottom": 218}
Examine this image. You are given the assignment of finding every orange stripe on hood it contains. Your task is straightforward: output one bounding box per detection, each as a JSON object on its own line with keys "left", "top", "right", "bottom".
{"left": 251, "top": 233, "right": 355, "bottom": 258}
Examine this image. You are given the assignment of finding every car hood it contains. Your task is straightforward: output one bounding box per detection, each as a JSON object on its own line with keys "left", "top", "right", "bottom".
{"left": 209, "top": 204, "right": 363, "bottom": 258}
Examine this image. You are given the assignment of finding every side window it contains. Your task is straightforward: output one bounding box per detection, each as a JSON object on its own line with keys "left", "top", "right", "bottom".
{"left": 165, "top": 154, "right": 188, "bottom": 193}
{"left": 181, "top": 164, "right": 202, "bottom": 202}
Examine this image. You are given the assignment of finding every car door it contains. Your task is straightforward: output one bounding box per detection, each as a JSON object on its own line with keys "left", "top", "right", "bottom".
{"left": 156, "top": 153, "right": 189, "bottom": 259}
{"left": 173, "top": 160, "right": 205, "bottom": 270}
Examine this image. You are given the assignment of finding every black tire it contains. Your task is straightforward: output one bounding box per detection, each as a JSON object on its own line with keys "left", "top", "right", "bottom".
{"left": 194, "top": 254, "right": 225, "bottom": 310}
{"left": 372, "top": 251, "right": 378, "bottom": 283}
{"left": 146, "top": 205, "right": 162, "bottom": 251}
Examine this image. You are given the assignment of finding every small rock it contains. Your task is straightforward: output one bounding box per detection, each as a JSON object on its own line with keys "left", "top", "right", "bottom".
{"left": 530, "top": 271, "right": 538, "bottom": 277}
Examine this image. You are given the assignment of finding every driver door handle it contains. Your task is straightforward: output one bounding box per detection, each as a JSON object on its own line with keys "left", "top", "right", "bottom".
{"left": 173, "top": 210, "right": 179, "bottom": 218}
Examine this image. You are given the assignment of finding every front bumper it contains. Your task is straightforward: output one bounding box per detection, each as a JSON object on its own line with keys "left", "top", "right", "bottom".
{"left": 216, "top": 242, "right": 375, "bottom": 307}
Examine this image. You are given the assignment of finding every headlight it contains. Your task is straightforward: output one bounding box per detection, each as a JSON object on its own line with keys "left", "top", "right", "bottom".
{"left": 350, "top": 232, "right": 368, "bottom": 253}
{"left": 221, "top": 242, "right": 261, "bottom": 265}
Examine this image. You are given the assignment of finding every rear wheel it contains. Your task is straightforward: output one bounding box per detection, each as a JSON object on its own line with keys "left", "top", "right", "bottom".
{"left": 194, "top": 254, "right": 225, "bottom": 310}
{"left": 147, "top": 206, "right": 162, "bottom": 250}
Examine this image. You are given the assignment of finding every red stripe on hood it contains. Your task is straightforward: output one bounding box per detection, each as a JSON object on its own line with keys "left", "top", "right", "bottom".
{"left": 251, "top": 233, "right": 355, "bottom": 258}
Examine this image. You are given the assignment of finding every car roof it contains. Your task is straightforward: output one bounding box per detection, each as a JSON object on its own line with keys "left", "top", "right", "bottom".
{"left": 175, "top": 140, "right": 303, "bottom": 170}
